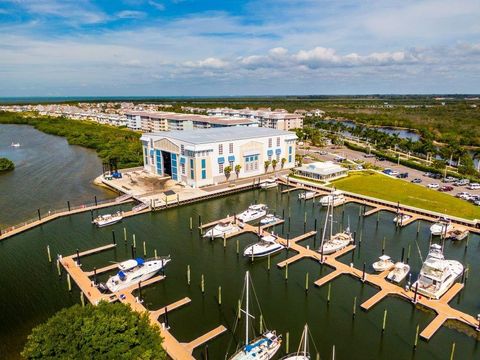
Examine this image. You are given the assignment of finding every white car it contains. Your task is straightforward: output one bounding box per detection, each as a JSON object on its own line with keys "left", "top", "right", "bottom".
{"left": 389, "top": 171, "right": 400, "bottom": 176}
{"left": 427, "top": 183, "right": 439, "bottom": 189}
{"left": 467, "top": 183, "right": 480, "bottom": 190}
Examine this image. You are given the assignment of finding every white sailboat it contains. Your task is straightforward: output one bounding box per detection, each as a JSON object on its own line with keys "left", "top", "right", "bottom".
{"left": 237, "top": 204, "right": 267, "bottom": 223}
{"left": 260, "top": 178, "right": 278, "bottom": 189}
{"left": 430, "top": 217, "right": 453, "bottom": 236}
{"left": 228, "top": 271, "right": 282, "bottom": 360}
{"left": 260, "top": 214, "right": 282, "bottom": 226}
{"left": 319, "top": 190, "right": 345, "bottom": 207}
{"left": 103, "top": 256, "right": 170, "bottom": 293}
{"left": 372, "top": 255, "right": 395, "bottom": 272}
{"left": 318, "top": 202, "right": 353, "bottom": 255}
{"left": 387, "top": 262, "right": 410, "bottom": 283}
{"left": 411, "top": 243, "right": 463, "bottom": 299}
{"left": 243, "top": 233, "right": 285, "bottom": 258}
{"left": 298, "top": 191, "right": 317, "bottom": 200}
{"left": 10, "top": 142, "right": 21, "bottom": 147}
{"left": 92, "top": 211, "right": 123, "bottom": 227}
{"left": 203, "top": 221, "right": 239, "bottom": 238}
{"left": 281, "top": 324, "right": 310, "bottom": 360}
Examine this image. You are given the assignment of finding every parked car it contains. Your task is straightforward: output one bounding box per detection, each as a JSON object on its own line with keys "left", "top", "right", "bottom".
{"left": 389, "top": 170, "right": 400, "bottom": 176}
{"left": 438, "top": 185, "right": 454, "bottom": 192}
{"left": 467, "top": 183, "right": 480, "bottom": 190}
{"left": 383, "top": 168, "right": 393, "bottom": 175}
{"left": 475, "top": 200, "right": 480, "bottom": 206}
{"left": 397, "top": 172, "right": 409, "bottom": 179}
{"left": 427, "top": 183, "right": 439, "bottom": 189}
{"left": 442, "top": 176, "right": 457, "bottom": 183}
{"left": 431, "top": 173, "right": 443, "bottom": 179}
{"left": 364, "top": 154, "right": 376, "bottom": 158}
{"left": 423, "top": 172, "right": 433, "bottom": 177}
{"left": 456, "top": 192, "right": 470, "bottom": 198}
{"left": 454, "top": 179, "right": 470, "bottom": 186}
{"left": 411, "top": 178, "right": 422, "bottom": 183}
{"left": 377, "top": 157, "right": 385, "bottom": 161}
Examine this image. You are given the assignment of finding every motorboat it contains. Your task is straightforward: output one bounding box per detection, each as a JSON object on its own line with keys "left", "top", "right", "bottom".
{"left": 387, "top": 262, "right": 410, "bottom": 283}
{"left": 281, "top": 324, "right": 310, "bottom": 360}
{"left": 102, "top": 256, "right": 170, "bottom": 293}
{"left": 228, "top": 271, "right": 282, "bottom": 360}
{"left": 393, "top": 213, "right": 411, "bottom": 224}
{"left": 10, "top": 142, "right": 20, "bottom": 147}
{"left": 372, "top": 255, "right": 394, "bottom": 272}
{"left": 298, "top": 191, "right": 317, "bottom": 200}
{"left": 243, "top": 233, "right": 285, "bottom": 258}
{"left": 237, "top": 204, "right": 267, "bottom": 222}
{"left": 260, "top": 214, "right": 282, "bottom": 226}
{"left": 92, "top": 211, "right": 123, "bottom": 227}
{"left": 448, "top": 229, "right": 469, "bottom": 241}
{"left": 411, "top": 244, "right": 463, "bottom": 299}
{"left": 260, "top": 178, "right": 278, "bottom": 189}
{"left": 318, "top": 202, "right": 353, "bottom": 255}
{"left": 430, "top": 217, "right": 453, "bottom": 236}
{"left": 319, "top": 190, "right": 345, "bottom": 207}
{"left": 203, "top": 221, "right": 239, "bottom": 238}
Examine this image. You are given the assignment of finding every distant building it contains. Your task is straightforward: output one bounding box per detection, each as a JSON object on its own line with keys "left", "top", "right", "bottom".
{"left": 140, "top": 127, "right": 297, "bottom": 188}
{"left": 293, "top": 161, "right": 348, "bottom": 181}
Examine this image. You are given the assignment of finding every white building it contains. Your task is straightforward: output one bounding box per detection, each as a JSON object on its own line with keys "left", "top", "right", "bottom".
{"left": 140, "top": 127, "right": 297, "bottom": 188}
{"left": 293, "top": 161, "right": 348, "bottom": 181}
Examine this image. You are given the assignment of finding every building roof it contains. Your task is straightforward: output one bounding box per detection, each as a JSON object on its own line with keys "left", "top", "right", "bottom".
{"left": 295, "top": 161, "right": 347, "bottom": 176}
{"left": 142, "top": 127, "right": 297, "bottom": 144}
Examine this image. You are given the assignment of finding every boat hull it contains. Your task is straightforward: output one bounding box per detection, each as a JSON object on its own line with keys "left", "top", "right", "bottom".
{"left": 412, "top": 260, "right": 463, "bottom": 299}
{"left": 387, "top": 263, "right": 410, "bottom": 283}
{"left": 229, "top": 333, "right": 282, "bottom": 360}
{"left": 243, "top": 243, "right": 284, "bottom": 258}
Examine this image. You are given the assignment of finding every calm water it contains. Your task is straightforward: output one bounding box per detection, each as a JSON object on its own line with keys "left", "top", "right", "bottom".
{"left": 0, "top": 124, "right": 116, "bottom": 227}
{"left": 0, "top": 188, "right": 479, "bottom": 359}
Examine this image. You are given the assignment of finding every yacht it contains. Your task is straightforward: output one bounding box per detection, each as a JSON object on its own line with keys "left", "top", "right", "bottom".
{"left": 319, "top": 190, "right": 345, "bottom": 207}
{"left": 372, "top": 255, "right": 395, "bottom": 272}
{"left": 411, "top": 244, "right": 463, "bottom": 299}
{"left": 430, "top": 217, "right": 453, "bottom": 236}
{"left": 260, "top": 214, "right": 282, "bottom": 226}
{"left": 260, "top": 178, "right": 278, "bottom": 189}
{"left": 298, "top": 191, "right": 317, "bottom": 200}
{"left": 228, "top": 271, "right": 282, "bottom": 360}
{"left": 393, "top": 213, "right": 411, "bottom": 224}
{"left": 318, "top": 203, "right": 353, "bottom": 255}
{"left": 203, "top": 221, "right": 239, "bottom": 238}
{"left": 92, "top": 211, "right": 123, "bottom": 227}
{"left": 281, "top": 324, "right": 310, "bottom": 360}
{"left": 387, "top": 262, "right": 410, "bottom": 283}
{"left": 237, "top": 204, "right": 267, "bottom": 223}
{"left": 10, "top": 142, "right": 20, "bottom": 147}
{"left": 102, "top": 256, "right": 170, "bottom": 293}
{"left": 448, "top": 229, "right": 469, "bottom": 241}
{"left": 243, "top": 234, "right": 285, "bottom": 258}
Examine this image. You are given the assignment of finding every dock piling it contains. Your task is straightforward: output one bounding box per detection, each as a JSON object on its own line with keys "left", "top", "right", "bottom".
{"left": 449, "top": 342, "right": 455, "bottom": 360}
{"left": 353, "top": 296, "right": 357, "bottom": 318}
{"left": 76, "top": 249, "right": 80, "bottom": 266}
{"left": 362, "top": 262, "right": 366, "bottom": 282}
{"left": 154, "top": 249, "right": 158, "bottom": 259}
{"left": 327, "top": 283, "right": 331, "bottom": 304}
{"left": 189, "top": 217, "right": 193, "bottom": 231}
{"left": 112, "top": 230, "right": 116, "bottom": 244}
{"left": 90, "top": 209, "right": 93, "bottom": 222}
{"left": 94, "top": 195, "right": 97, "bottom": 206}
{"left": 201, "top": 274, "right": 205, "bottom": 294}
{"left": 131, "top": 244, "right": 135, "bottom": 259}
{"left": 259, "top": 314, "right": 263, "bottom": 333}
{"left": 406, "top": 244, "right": 411, "bottom": 264}
{"left": 80, "top": 292, "right": 85, "bottom": 307}
{"left": 401, "top": 247, "right": 405, "bottom": 263}
{"left": 237, "top": 300, "right": 241, "bottom": 319}
{"left": 56, "top": 259, "right": 61, "bottom": 276}
{"left": 382, "top": 309, "right": 387, "bottom": 332}
{"left": 143, "top": 241, "right": 146, "bottom": 256}
{"left": 93, "top": 267, "right": 97, "bottom": 285}
{"left": 133, "top": 234, "right": 136, "bottom": 249}
{"left": 285, "top": 263, "right": 288, "bottom": 281}
{"left": 187, "top": 265, "right": 191, "bottom": 285}
{"left": 223, "top": 233, "right": 226, "bottom": 248}
{"left": 267, "top": 253, "right": 271, "bottom": 271}
{"left": 285, "top": 332, "right": 289, "bottom": 353}
{"left": 413, "top": 324, "right": 419, "bottom": 350}
{"left": 67, "top": 273, "right": 72, "bottom": 291}
{"left": 47, "top": 245, "right": 52, "bottom": 263}
{"left": 305, "top": 272, "right": 309, "bottom": 292}
{"left": 37, "top": 209, "right": 41, "bottom": 221}
{"left": 123, "top": 227, "right": 127, "bottom": 242}
{"left": 236, "top": 239, "right": 239, "bottom": 256}
{"left": 67, "top": 201, "right": 71, "bottom": 212}
{"left": 218, "top": 286, "right": 222, "bottom": 305}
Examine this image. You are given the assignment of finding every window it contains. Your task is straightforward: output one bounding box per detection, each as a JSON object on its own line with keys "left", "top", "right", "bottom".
{"left": 229, "top": 142, "right": 234, "bottom": 153}
{"left": 276, "top": 137, "right": 280, "bottom": 146}
{"left": 171, "top": 154, "right": 178, "bottom": 181}
{"left": 181, "top": 163, "right": 185, "bottom": 174}
{"left": 289, "top": 155, "right": 292, "bottom": 163}
{"left": 268, "top": 154, "right": 272, "bottom": 161}
{"left": 289, "top": 146, "right": 293, "bottom": 154}
{"left": 143, "top": 146, "right": 148, "bottom": 165}
{"left": 202, "top": 170, "right": 206, "bottom": 179}
{"left": 180, "top": 144, "right": 185, "bottom": 155}
{"left": 268, "top": 138, "right": 272, "bottom": 147}
{"left": 201, "top": 159, "right": 206, "bottom": 180}
{"left": 155, "top": 150, "right": 162, "bottom": 175}
{"left": 219, "top": 163, "right": 224, "bottom": 173}
{"left": 244, "top": 154, "right": 259, "bottom": 172}
{"left": 190, "top": 159, "right": 194, "bottom": 179}
{"left": 219, "top": 144, "right": 223, "bottom": 155}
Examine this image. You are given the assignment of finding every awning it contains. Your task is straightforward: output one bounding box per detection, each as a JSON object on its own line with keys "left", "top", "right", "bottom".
{"left": 244, "top": 150, "right": 260, "bottom": 156}
{"left": 180, "top": 157, "right": 186, "bottom": 165}
{"left": 275, "top": 148, "right": 282, "bottom": 155}
{"left": 217, "top": 157, "right": 225, "bottom": 164}
{"left": 228, "top": 155, "right": 235, "bottom": 162}
{"left": 267, "top": 149, "right": 273, "bottom": 156}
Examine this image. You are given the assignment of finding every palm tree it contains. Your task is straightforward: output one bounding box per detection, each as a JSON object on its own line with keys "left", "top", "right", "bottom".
{"left": 264, "top": 160, "right": 271, "bottom": 173}
{"left": 234, "top": 164, "right": 242, "bottom": 179}
{"left": 281, "top": 157, "right": 287, "bottom": 169}
{"left": 271, "top": 159, "right": 278, "bottom": 172}
{"left": 224, "top": 165, "right": 232, "bottom": 181}
{"left": 295, "top": 154, "right": 303, "bottom": 166}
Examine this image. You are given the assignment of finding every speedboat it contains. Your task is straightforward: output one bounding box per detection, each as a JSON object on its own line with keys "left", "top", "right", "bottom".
{"left": 372, "top": 255, "right": 394, "bottom": 272}
{"left": 411, "top": 244, "right": 463, "bottom": 299}
{"left": 281, "top": 324, "right": 310, "bottom": 360}
{"left": 102, "top": 256, "right": 170, "bottom": 293}
{"left": 243, "top": 234, "right": 285, "bottom": 258}
{"left": 448, "top": 229, "right": 469, "bottom": 241}
{"left": 387, "top": 262, "right": 410, "bottom": 283}
{"left": 393, "top": 213, "right": 411, "bottom": 224}
{"left": 260, "top": 214, "right": 282, "bottom": 226}
{"left": 298, "top": 191, "right": 317, "bottom": 200}
{"left": 260, "top": 178, "right": 278, "bottom": 189}
{"left": 92, "top": 211, "right": 123, "bottom": 227}
{"left": 237, "top": 204, "right": 267, "bottom": 222}
{"left": 204, "top": 221, "right": 239, "bottom": 238}
{"left": 228, "top": 271, "right": 282, "bottom": 360}
{"left": 10, "top": 142, "right": 20, "bottom": 147}
{"left": 430, "top": 217, "right": 453, "bottom": 236}
{"left": 319, "top": 190, "right": 345, "bottom": 207}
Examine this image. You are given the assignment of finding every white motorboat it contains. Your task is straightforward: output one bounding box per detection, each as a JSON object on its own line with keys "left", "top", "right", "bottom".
{"left": 92, "top": 211, "right": 123, "bottom": 227}
{"left": 243, "top": 234, "right": 285, "bottom": 258}
{"left": 430, "top": 217, "right": 453, "bottom": 236}
{"left": 260, "top": 178, "right": 278, "bottom": 189}
{"left": 319, "top": 190, "right": 345, "bottom": 207}
{"left": 448, "top": 229, "right": 469, "bottom": 241}
{"left": 10, "top": 142, "right": 21, "bottom": 147}
{"left": 393, "top": 213, "right": 411, "bottom": 224}
{"left": 298, "top": 191, "right": 317, "bottom": 200}
{"left": 387, "top": 262, "right": 410, "bottom": 283}
{"left": 260, "top": 214, "right": 282, "bottom": 226}
{"left": 372, "top": 255, "right": 394, "bottom": 272}
{"left": 411, "top": 244, "right": 463, "bottom": 299}
{"left": 318, "top": 202, "right": 353, "bottom": 255}
{"left": 281, "top": 324, "right": 310, "bottom": 360}
{"left": 228, "top": 271, "right": 282, "bottom": 360}
{"left": 103, "top": 256, "right": 170, "bottom": 293}
{"left": 203, "top": 221, "right": 239, "bottom": 238}
{"left": 237, "top": 204, "right": 267, "bottom": 223}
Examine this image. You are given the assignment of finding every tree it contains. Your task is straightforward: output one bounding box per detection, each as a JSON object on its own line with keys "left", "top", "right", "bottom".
{"left": 0, "top": 157, "right": 14, "bottom": 172}
{"left": 224, "top": 165, "right": 232, "bottom": 181}
{"left": 22, "top": 302, "right": 166, "bottom": 360}
{"left": 234, "top": 164, "right": 242, "bottom": 179}
{"left": 295, "top": 154, "right": 303, "bottom": 166}
{"left": 264, "top": 160, "right": 271, "bottom": 173}
{"left": 271, "top": 159, "right": 278, "bottom": 172}
{"left": 281, "top": 157, "right": 287, "bottom": 169}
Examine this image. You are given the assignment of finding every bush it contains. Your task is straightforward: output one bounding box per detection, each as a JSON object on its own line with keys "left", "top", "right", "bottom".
{"left": 0, "top": 157, "right": 14, "bottom": 172}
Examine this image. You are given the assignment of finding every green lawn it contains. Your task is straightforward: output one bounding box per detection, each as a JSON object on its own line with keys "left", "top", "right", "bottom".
{"left": 331, "top": 171, "right": 480, "bottom": 220}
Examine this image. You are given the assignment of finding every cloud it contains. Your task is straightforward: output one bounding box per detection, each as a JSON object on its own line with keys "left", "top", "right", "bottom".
{"left": 116, "top": 10, "right": 146, "bottom": 19}
{"left": 148, "top": 1, "right": 165, "bottom": 11}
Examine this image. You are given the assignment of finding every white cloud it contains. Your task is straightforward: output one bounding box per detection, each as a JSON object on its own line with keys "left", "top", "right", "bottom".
{"left": 116, "top": 10, "right": 146, "bottom": 19}
{"left": 148, "top": 1, "right": 165, "bottom": 11}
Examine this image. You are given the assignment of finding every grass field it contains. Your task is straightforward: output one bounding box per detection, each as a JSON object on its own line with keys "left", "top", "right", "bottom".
{"left": 331, "top": 171, "right": 480, "bottom": 220}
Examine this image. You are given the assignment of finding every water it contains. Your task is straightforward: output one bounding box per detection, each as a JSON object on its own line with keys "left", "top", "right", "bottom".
{"left": 0, "top": 189, "right": 479, "bottom": 359}
{"left": 0, "top": 124, "right": 116, "bottom": 226}
{"left": 321, "top": 120, "right": 421, "bottom": 141}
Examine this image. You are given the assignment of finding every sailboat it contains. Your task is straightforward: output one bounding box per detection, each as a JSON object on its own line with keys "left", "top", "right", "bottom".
{"left": 318, "top": 201, "right": 353, "bottom": 255}
{"left": 228, "top": 271, "right": 282, "bottom": 360}
{"left": 281, "top": 324, "right": 310, "bottom": 360}
{"left": 11, "top": 142, "right": 21, "bottom": 147}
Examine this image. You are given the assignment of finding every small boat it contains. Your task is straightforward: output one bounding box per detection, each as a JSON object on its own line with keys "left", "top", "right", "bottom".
{"left": 260, "top": 178, "right": 278, "bottom": 189}
{"left": 102, "top": 256, "right": 170, "bottom": 293}
{"left": 448, "top": 229, "right": 469, "bottom": 241}
{"left": 318, "top": 202, "right": 353, "bottom": 255}
{"left": 243, "top": 233, "right": 285, "bottom": 258}
{"left": 237, "top": 204, "right": 267, "bottom": 223}
{"left": 10, "top": 142, "right": 20, "bottom": 147}
{"left": 92, "top": 211, "right": 123, "bottom": 227}
{"left": 260, "top": 214, "right": 282, "bottom": 226}
{"left": 281, "top": 324, "right": 310, "bottom": 360}
{"left": 319, "top": 190, "right": 345, "bottom": 207}
{"left": 430, "top": 217, "right": 453, "bottom": 236}
{"left": 298, "top": 191, "right": 317, "bottom": 200}
{"left": 387, "top": 262, "right": 410, "bottom": 283}
{"left": 228, "top": 271, "right": 282, "bottom": 360}
{"left": 411, "top": 243, "right": 463, "bottom": 299}
{"left": 203, "top": 221, "right": 239, "bottom": 238}
{"left": 372, "top": 255, "right": 394, "bottom": 272}
{"left": 393, "top": 213, "right": 411, "bottom": 224}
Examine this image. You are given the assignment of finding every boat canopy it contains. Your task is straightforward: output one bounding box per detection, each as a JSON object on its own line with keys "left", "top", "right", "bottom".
{"left": 379, "top": 255, "right": 391, "bottom": 261}
{"left": 245, "top": 337, "right": 270, "bottom": 352}
{"left": 118, "top": 271, "right": 127, "bottom": 280}
{"left": 135, "top": 257, "right": 145, "bottom": 266}
{"left": 118, "top": 258, "right": 143, "bottom": 270}
{"left": 261, "top": 235, "right": 277, "bottom": 243}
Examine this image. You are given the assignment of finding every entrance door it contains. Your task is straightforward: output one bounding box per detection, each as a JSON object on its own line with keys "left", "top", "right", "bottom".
{"left": 162, "top": 151, "right": 172, "bottom": 176}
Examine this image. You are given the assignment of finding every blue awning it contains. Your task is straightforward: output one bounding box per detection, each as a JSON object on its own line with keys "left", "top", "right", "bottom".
{"left": 228, "top": 155, "right": 235, "bottom": 162}
{"left": 267, "top": 149, "right": 273, "bottom": 156}
{"left": 118, "top": 271, "right": 126, "bottom": 280}
{"left": 149, "top": 149, "right": 155, "bottom": 156}
{"left": 275, "top": 148, "right": 282, "bottom": 155}
{"left": 135, "top": 258, "right": 145, "bottom": 265}
{"left": 180, "top": 157, "right": 186, "bottom": 165}
{"left": 217, "top": 157, "right": 225, "bottom": 164}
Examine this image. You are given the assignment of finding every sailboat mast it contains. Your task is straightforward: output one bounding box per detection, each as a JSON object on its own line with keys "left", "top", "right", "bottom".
{"left": 329, "top": 200, "right": 333, "bottom": 240}
{"left": 245, "top": 271, "right": 249, "bottom": 346}
{"left": 303, "top": 324, "right": 308, "bottom": 355}
{"left": 320, "top": 201, "right": 329, "bottom": 248}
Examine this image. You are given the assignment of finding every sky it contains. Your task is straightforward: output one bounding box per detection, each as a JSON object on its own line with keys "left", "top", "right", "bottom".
{"left": 0, "top": 0, "right": 479, "bottom": 96}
